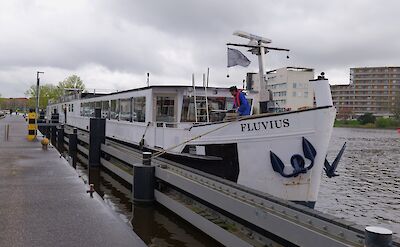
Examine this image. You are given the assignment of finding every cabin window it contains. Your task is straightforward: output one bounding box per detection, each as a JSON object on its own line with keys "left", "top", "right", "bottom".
{"left": 208, "top": 97, "right": 228, "bottom": 122}
{"left": 156, "top": 96, "right": 175, "bottom": 122}
{"left": 89, "top": 102, "right": 95, "bottom": 117}
{"left": 110, "top": 100, "right": 119, "bottom": 120}
{"left": 226, "top": 98, "right": 234, "bottom": 111}
{"left": 80, "top": 103, "right": 84, "bottom": 116}
{"left": 133, "top": 97, "right": 146, "bottom": 122}
{"left": 181, "top": 96, "right": 196, "bottom": 122}
{"left": 95, "top": 101, "right": 101, "bottom": 110}
{"left": 120, "top": 98, "right": 131, "bottom": 121}
{"left": 81, "top": 102, "right": 91, "bottom": 117}
{"left": 101, "top": 101, "right": 109, "bottom": 119}
{"left": 71, "top": 104, "right": 74, "bottom": 112}
{"left": 181, "top": 96, "right": 229, "bottom": 122}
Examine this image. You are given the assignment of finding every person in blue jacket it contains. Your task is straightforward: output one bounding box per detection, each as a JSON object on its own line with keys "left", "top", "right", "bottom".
{"left": 229, "top": 86, "right": 251, "bottom": 116}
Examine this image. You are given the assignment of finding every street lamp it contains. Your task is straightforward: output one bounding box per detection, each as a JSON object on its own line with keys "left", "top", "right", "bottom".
{"left": 36, "top": 71, "right": 44, "bottom": 133}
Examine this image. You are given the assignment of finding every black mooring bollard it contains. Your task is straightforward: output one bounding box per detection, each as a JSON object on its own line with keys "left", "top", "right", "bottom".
{"left": 51, "top": 126, "right": 57, "bottom": 147}
{"left": 57, "top": 124, "right": 64, "bottom": 153}
{"left": 68, "top": 128, "right": 78, "bottom": 168}
{"left": 142, "top": 151, "right": 152, "bottom": 166}
{"left": 133, "top": 152, "right": 155, "bottom": 204}
{"left": 365, "top": 226, "right": 392, "bottom": 247}
{"left": 89, "top": 108, "right": 105, "bottom": 168}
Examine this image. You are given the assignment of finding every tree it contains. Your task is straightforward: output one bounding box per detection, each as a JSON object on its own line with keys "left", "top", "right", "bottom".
{"left": 25, "top": 75, "right": 86, "bottom": 109}
{"left": 357, "top": 113, "right": 376, "bottom": 125}
{"left": 25, "top": 84, "right": 60, "bottom": 109}
{"left": 58, "top": 75, "right": 85, "bottom": 95}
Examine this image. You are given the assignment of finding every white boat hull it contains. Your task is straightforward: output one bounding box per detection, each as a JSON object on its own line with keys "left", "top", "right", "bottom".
{"left": 61, "top": 106, "right": 335, "bottom": 206}
{"left": 183, "top": 106, "right": 336, "bottom": 204}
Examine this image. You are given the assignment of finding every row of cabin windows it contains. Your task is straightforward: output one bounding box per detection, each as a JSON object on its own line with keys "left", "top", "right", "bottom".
{"left": 80, "top": 97, "right": 146, "bottom": 122}
{"left": 79, "top": 95, "right": 238, "bottom": 123}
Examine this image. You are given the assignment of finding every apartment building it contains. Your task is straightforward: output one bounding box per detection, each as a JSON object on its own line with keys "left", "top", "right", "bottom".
{"left": 331, "top": 66, "right": 400, "bottom": 119}
{"left": 265, "top": 67, "right": 315, "bottom": 111}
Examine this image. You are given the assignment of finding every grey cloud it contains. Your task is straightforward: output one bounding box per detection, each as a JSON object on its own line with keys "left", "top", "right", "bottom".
{"left": 1, "top": 0, "right": 400, "bottom": 97}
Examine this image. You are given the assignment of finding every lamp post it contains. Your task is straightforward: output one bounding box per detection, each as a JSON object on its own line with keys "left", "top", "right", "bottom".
{"left": 36, "top": 71, "right": 44, "bottom": 134}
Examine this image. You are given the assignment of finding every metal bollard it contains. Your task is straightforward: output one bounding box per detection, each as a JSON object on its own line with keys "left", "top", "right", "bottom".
{"left": 88, "top": 108, "right": 105, "bottom": 168}
{"left": 51, "top": 126, "right": 57, "bottom": 147}
{"left": 4, "top": 124, "right": 10, "bottom": 141}
{"left": 132, "top": 152, "right": 155, "bottom": 204}
{"left": 57, "top": 124, "right": 64, "bottom": 153}
{"left": 68, "top": 128, "right": 78, "bottom": 168}
{"left": 365, "top": 226, "right": 392, "bottom": 247}
{"left": 142, "top": 151, "right": 152, "bottom": 166}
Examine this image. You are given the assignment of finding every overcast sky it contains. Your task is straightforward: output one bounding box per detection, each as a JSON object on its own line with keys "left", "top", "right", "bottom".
{"left": 1, "top": 0, "right": 399, "bottom": 97}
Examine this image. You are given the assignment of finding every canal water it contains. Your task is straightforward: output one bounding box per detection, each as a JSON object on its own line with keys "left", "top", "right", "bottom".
{"left": 76, "top": 127, "right": 399, "bottom": 245}
{"left": 316, "top": 127, "right": 400, "bottom": 236}
{"left": 75, "top": 163, "right": 223, "bottom": 247}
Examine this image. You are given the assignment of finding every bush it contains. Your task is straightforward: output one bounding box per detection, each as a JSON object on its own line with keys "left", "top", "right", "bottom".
{"left": 375, "top": 117, "right": 399, "bottom": 128}
{"left": 358, "top": 113, "right": 376, "bottom": 125}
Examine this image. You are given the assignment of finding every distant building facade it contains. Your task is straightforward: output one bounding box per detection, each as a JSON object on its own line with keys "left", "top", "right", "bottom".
{"left": 0, "top": 98, "right": 29, "bottom": 112}
{"left": 331, "top": 66, "right": 400, "bottom": 119}
{"left": 265, "top": 67, "right": 315, "bottom": 111}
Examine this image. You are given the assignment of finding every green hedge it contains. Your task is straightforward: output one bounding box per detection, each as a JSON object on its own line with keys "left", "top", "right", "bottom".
{"left": 335, "top": 117, "right": 399, "bottom": 129}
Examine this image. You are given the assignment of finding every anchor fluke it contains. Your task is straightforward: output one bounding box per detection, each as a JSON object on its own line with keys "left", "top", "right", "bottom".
{"left": 302, "top": 137, "right": 317, "bottom": 170}
{"left": 324, "top": 142, "right": 347, "bottom": 178}
{"left": 270, "top": 151, "right": 293, "bottom": 178}
{"left": 270, "top": 151, "right": 285, "bottom": 174}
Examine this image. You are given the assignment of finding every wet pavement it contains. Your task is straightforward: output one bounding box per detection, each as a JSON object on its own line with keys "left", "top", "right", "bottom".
{"left": 0, "top": 115, "right": 146, "bottom": 247}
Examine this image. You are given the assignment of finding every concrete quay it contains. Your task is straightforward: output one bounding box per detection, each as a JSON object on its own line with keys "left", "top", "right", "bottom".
{"left": 0, "top": 115, "right": 146, "bottom": 247}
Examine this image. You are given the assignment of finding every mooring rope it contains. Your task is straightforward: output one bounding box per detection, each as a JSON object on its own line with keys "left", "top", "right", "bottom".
{"left": 150, "top": 118, "right": 240, "bottom": 160}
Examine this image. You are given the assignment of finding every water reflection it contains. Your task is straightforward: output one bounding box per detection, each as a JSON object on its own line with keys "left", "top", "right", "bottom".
{"left": 317, "top": 128, "right": 400, "bottom": 235}
{"left": 75, "top": 162, "right": 223, "bottom": 247}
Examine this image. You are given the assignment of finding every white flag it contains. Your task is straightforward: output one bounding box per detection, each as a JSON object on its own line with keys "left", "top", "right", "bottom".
{"left": 227, "top": 48, "right": 251, "bottom": 67}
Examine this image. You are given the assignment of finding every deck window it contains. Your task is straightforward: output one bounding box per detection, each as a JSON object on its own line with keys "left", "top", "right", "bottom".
{"left": 120, "top": 98, "right": 131, "bottom": 121}
{"left": 110, "top": 99, "right": 119, "bottom": 120}
{"left": 101, "top": 101, "right": 109, "bottom": 119}
{"left": 181, "top": 96, "right": 196, "bottom": 122}
{"left": 181, "top": 96, "right": 229, "bottom": 122}
{"left": 156, "top": 96, "right": 175, "bottom": 122}
{"left": 88, "top": 102, "right": 95, "bottom": 117}
{"left": 81, "top": 102, "right": 94, "bottom": 117}
{"left": 133, "top": 97, "right": 146, "bottom": 122}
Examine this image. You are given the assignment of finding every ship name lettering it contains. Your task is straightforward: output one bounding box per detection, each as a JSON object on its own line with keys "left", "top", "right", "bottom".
{"left": 240, "top": 118, "right": 290, "bottom": 132}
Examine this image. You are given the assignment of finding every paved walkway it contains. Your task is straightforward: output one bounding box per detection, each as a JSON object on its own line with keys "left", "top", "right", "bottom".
{"left": 0, "top": 115, "right": 146, "bottom": 247}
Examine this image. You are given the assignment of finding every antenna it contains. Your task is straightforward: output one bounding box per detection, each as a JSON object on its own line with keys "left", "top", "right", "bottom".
{"left": 233, "top": 31, "right": 272, "bottom": 44}
{"left": 228, "top": 31, "right": 289, "bottom": 114}
{"left": 146, "top": 73, "right": 150, "bottom": 87}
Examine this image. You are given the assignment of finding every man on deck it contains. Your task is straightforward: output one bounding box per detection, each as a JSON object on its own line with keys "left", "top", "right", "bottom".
{"left": 229, "top": 86, "right": 251, "bottom": 116}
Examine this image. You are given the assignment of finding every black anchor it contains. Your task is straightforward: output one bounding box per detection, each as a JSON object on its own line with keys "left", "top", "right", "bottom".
{"left": 270, "top": 137, "right": 317, "bottom": 178}
{"left": 324, "top": 142, "right": 346, "bottom": 178}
